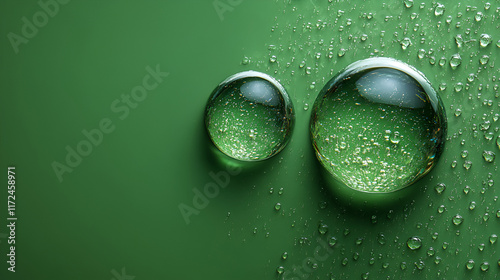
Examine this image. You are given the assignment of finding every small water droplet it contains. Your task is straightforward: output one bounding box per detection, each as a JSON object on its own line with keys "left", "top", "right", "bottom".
{"left": 407, "top": 236, "right": 422, "bottom": 250}
{"left": 274, "top": 202, "right": 282, "bottom": 211}
{"left": 434, "top": 3, "right": 445, "bottom": 16}
{"left": 466, "top": 259, "right": 475, "bottom": 270}
{"left": 452, "top": 214, "right": 464, "bottom": 225}
{"left": 479, "top": 55, "right": 490, "bottom": 65}
{"left": 463, "top": 160, "right": 472, "bottom": 170}
{"left": 450, "top": 54, "right": 462, "bottom": 69}
{"left": 483, "top": 151, "right": 495, "bottom": 162}
{"left": 435, "top": 183, "right": 446, "bottom": 194}
{"left": 318, "top": 222, "right": 329, "bottom": 235}
{"left": 480, "top": 34, "right": 492, "bottom": 47}
{"left": 404, "top": 0, "right": 414, "bottom": 8}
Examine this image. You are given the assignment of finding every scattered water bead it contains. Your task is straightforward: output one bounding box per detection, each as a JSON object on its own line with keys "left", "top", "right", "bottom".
{"left": 454, "top": 109, "right": 462, "bottom": 117}
{"left": 483, "top": 213, "right": 490, "bottom": 222}
{"left": 282, "top": 252, "right": 288, "bottom": 260}
{"left": 437, "top": 205, "right": 445, "bottom": 213}
{"left": 329, "top": 236, "right": 337, "bottom": 247}
{"left": 432, "top": 232, "right": 439, "bottom": 240}
{"left": 463, "top": 160, "right": 472, "bottom": 170}
{"left": 479, "top": 34, "right": 492, "bottom": 47}
{"left": 338, "top": 48, "right": 346, "bottom": 57}
{"left": 453, "top": 214, "right": 464, "bottom": 225}
{"left": 378, "top": 233, "right": 387, "bottom": 245}
{"left": 497, "top": 136, "right": 500, "bottom": 149}
{"left": 480, "top": 121, "right": 491, "bottom": 131}
{"left": 407, "top": 236, "right": 422, "bottom": 250}
{"left": 269, "top": 55, "right": 277, "bottom": 63}
{"left": 404, "top": 0, "right": 414, "bottom": 8}
{"left": 439, "top": 83, "right": 447, "bottom": 91}
{"left": 469, "top": 201, "right": 476, "bottom": 210}
{"left": 479, "top": 55, "right": 490, "bottom": 65}
{"left": 477, "top": 243, "right": 484, "bottom": 252}
{"left": 415, "top": 260, "right": 425, "bottom": 270}
{"left": 466, "top": 259, "right": 475, "bottom": 270}
{"left": 475, "top": 12, "right": 483, "bottom": 21}
{"left": 454, "top": 82, "right": 464, "bottom": 92}
{"left": 461, "top": 150, "right": 468, "bottom": 158}
{"left": 434, "top": 3, "right": 445, "bottom": 16}
{"left": 274, "top": 201, "right": 284, "bottom": 212}
{"left": 450, "top": 54, "right": 462, "bottom": 69}
{"left": 417, "top": 49, "right": 426, "bottom": 59}
{"left": 480, "top": 262, "right": 489, "bottom": 271}
{"left": 427, "top": 247, "right": 435, "bottom": 257}
{"left": 490, "top": 234, "right": 498, "bottom": 244}
{"left": 400, "top": 262, "right": 407, "bottom": 270}
{"left": 455, "top": 35, "right": 464, "bottom": 48}
{"left": 205, "top": 71, "right": 294, "bottom": 161}
{"left": 435, "top": 183, "right": 446, "bottom": 194}
{"left": 401, "top": 37, "right": 412, "bottom": 50}
{"left": 276, "top": 266, "right": 285, "bottom": 274}
{"left": 438, "top": 57, "right": 446, "bottom": 67}
{"left": 483, "top": 151, "right": 495, "bottom": 162}
{"left": 318, "top": 223, "right": 329, "bottom": 235}
{"left": 310, "top": 58, "right": 446, "bottom": 193}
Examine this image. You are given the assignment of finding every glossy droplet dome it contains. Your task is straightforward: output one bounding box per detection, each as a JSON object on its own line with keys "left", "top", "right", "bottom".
{"left": 205, "top": 71, "right": 294, "bottom": 161}
{"left": 310, "top": 58, "right": 446, "bottom": 193}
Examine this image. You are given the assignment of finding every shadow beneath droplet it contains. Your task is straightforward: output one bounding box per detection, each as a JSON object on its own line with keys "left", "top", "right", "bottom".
{"left": 307, "top": 136, "right": 424, "bottom": 217}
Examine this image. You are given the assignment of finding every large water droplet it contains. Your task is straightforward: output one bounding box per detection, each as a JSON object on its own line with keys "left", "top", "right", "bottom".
{"left": 205, "top": 71, "right": 294, "bottom": 161}
{"left": 310, "top": 58, "right": 446, "bottom": 193}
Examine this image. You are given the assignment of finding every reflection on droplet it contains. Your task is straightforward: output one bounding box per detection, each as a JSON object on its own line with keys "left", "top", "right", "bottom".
{"left": 310, "top": 58, "right": 446, "bottom": 193}
{"left": 205, "top": 71, "right": 294, "bottom": 161}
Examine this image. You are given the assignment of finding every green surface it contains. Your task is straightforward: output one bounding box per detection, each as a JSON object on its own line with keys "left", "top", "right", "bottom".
{"left": 0, "top": 0, "right": 499, "bottom": 279}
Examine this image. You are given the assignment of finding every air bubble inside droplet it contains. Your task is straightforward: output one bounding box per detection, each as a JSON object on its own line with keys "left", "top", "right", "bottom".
{"left": 310, "top": 58, "right": 446, "bottom": 193}
{"left": 205, "top": 71, "right": 294, "bottom": 161}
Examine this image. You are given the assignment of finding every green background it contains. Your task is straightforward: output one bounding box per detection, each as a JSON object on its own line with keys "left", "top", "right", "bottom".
{"left": 0, "top": 0, "right": 499, "bottom": 279}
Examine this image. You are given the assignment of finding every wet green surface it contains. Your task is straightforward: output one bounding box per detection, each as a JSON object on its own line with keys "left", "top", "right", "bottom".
{"left": 0, "top": 0, "right": 499, "bottom": 279}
